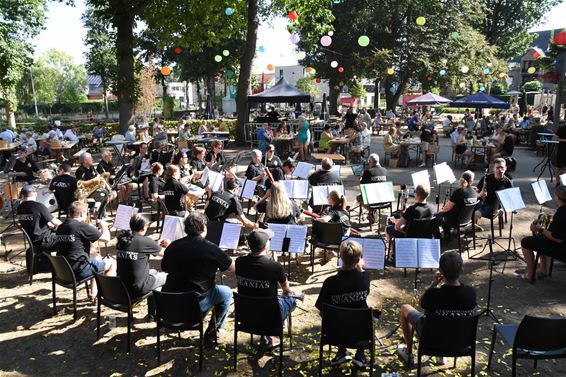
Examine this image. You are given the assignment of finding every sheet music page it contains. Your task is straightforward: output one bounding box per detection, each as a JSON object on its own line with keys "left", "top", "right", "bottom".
{"left": 292, "top": 180, "right": 309, "bottom": 199}
{"left": 411, "top": 170, "right": 430, "bottom": 189}
{"left": 161, "top": 215, "right": 184, "bottom": 241}
{"left": 286, "top": 225, "right": 308, "bottom": 253}
{"left": 113, "top": 205, "right": 138, "bottom": 230}
{"left": 294, "top": 162, "right": 314, "bottom": 179}
{"left": 417, "top": 239, "right": 440, "bottom": 269}
{"left": 312, "top": 186, "right": 329, "bottom": 205}
{"left": 434, "top": 162, "right": 456, "bottom": 184}
{"left": 363, "top": 182, "right": 395, "bottom": 204}
{"left": 238, "top": 178, "right": 256, "bottom": 199}
{"left": 361, "top": 238, "right": 386, "bottom": 270}
{"left": 316, "top": 164, "right": 341, "bottom": 176}
{"left": 394, "top": 238, "right": 419, "bottom": 268}
{"left": 200, "top": 167, "right": 209, "bottom": 186}
{"left": 281, "top": 180, "right": 294, "bottom": 198}
{"left": 327, "top": 184, "right": 344, "bottom": 196}
{"left": 208, "top": 170, "right": 225, "bottom": 192}
{"left": 496, "top": 187, "right": 525, "bottom": 212}
{"left": 561, "top": 173, "right": 566, "bottom": 186}
{"left": 531, "top": 180, "right": 552, "bottom": 205}
{"left": 140, "top": 159, "right": 150, "bottom": 172}
{"left": 218, "top": 222, "right": 242, "bottom": 249}
{"left": 267, "top": 223, "right": 287, "bottom": 251}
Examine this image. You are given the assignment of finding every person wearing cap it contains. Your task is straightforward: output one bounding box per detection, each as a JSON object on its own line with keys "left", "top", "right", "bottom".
{"left": 236, "top": 228, "right": 302, "bottom": 348}
{"left": 13, "top": 147, "right": 39, "bottom": 182}
{"left": 435, "top": 171, "right": 478, "bottom": 239}
{"left": 315, "top": 240, "right": 370, "bottom": 368}
{"left": 56, "top": 201, "right": 115, "bottom": 300}
{"left": 49, "top": 163, "right": 78, "bottom": 214}
{"left": 161, "top": 211, "right": 234, "bottom": 338}
{"left": 17, "top": 185, "right": 62, "bottom": 267}
{"left": 205, "top": 178, "right": 258, "bottom": 229}
{"left": 520, "top": 185, "right": 566, "bottom": 282}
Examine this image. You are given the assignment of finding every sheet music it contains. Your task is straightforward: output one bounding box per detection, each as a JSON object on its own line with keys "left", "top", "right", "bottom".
{"left": 417, "top": 239, "right": 441, "bottom": 269}
{"left": 267, "top": 223, "right": 287, "bottom": 251}
{"left": 496, "top": 187, "right": 526, "bottom": 213}
{"left": 294, "top": 162, "right": 314, "bottom": 179}
{"left": 411, "top": 170, "right": 430, "bottom": 189}
{"left": 311, "top": 185, "right": 344, "bottom": 205}
{"left": 238, "top": 178, "right": 257, "bottom": 199}
{"left": 113, "top": 205, "right": 139, "bottom": 231}
{"left": 394, "top": 238, "right": 419, "bottom": 268}
{"left": 531, "top": 180, "right": 552, "bottom": 205}
{"left": 362, "top": 182, "right": 395, "bottom": 205}
{"left": 282, "top": 180, "right": 310, "bottom": 199}
{"left": 200, "top": 167, "right": 209, "bottom": 186}
{"left": 208, "top": 170, "right": 224, "bottom": 192}
{"left": 286, "top": 225, "right": 308, "bottom": 253}
{"left": 434, "top": 162, "right": 456, "bottom": 184}
{"left": 218, "top": 222, "right": 242, "bottom": 249}
{"left": 161, "top": 215, "right": 185, "bottom": 241}
{"left": 362, "top": 238, "right": 386, "bottom": 270}
{"left": 316, "top": 164, "right": 341, "bottom": 176}
{"left": 561, "top": 173, "right": 566, "bottom": 186}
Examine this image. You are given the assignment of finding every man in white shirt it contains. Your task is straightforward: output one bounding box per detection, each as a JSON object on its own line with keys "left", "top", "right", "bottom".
{"left": 0, "top": 127, "right": 14, "bottom": 143}
{"left": 450, "top": 125, "right": 463, "bottom": 146}
{"left": 64, "top": 127, "right": 79, "bottom": 142}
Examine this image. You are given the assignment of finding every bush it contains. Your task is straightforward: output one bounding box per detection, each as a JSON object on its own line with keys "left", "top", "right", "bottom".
{"left": 490, "top": 82, "right": 507, "bottom": 95}
{"left": 522, "top": 80, "right": 542, "bottom": 92}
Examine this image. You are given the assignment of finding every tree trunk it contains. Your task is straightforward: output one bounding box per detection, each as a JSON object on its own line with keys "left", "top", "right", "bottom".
{"left": 373, "top": 78, "right": 381, "bottom": 110}
{"left": 102, "top": 79, "right": 109, "bottom": 119}
{"left": 4, "top": 99, "right": 16, "bottom": 129}
{"left": 185, "top": 81, "right": 189, "bottom": 110}
{"left": 328, "top": 76, "right": 340, "bottom": 115}
{"left": 196, "top": 79, "right": 202, "bottom": 110}
{"left": 207, "top": 75, "right": 216, "bottom": 116}
{"left": 235, "top": 0, "right": 259, "bottom": 146}
{"left": 115, "top": 11, "right": 136, "bottom": 134}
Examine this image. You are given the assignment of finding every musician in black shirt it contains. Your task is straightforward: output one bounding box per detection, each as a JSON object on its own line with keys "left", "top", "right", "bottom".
{"left": 436, "top": 171, "right": 478, "bottom": 237}
{"left": 204, "top": 179, "right": 258, "bottom": 229}
{"left": 76, "top": 152, "right": 117, "bottom": 211}
{"left": 163, "top": 164, "right": 189, "bottom": 216}
{"left": 189, "top": 146, "right": 207, "bottom": 181}
{"left": 521, "top": 185, "right": 566, "bottom": 282}
{"left": 17, "top": 185, "right": 62, "bottom": 250}
{"left": 356, "top": 153, "right": 388, "bottom": 207}
{"left": 49, "top": 163, "right": 78, "bottom": 214}
{"left": 130, "top": 142, "right": 150, "bottom": 178}
{"left": 205, "top": 139, "right": 226, "bottom": 169}
{"left": 474, "top": 157, "right": 513, "bottom": 225}
{"left": 13, "top": 147, "right": 39, "bottom": 182}
{"left": 173, "top": 151, "right": 191, "bottom": 179}
{"left": 265, "top": 144, "right": 283, "bottom": 174}
{"left": 308, "top": 158, "right": 342, "bottom": 187}
{"left": 146, "top": 162, "right": 164, "bottom": 201}
{"left": 96, "top": 149, "right": 116, "bottom": 176}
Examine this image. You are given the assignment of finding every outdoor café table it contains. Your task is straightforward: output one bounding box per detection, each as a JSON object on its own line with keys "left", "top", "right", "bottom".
{"left": 400, "top": 137, "right": 422, "bottom": 166}
{"left": 50, "top": 140, "right": 79, "bottom": 161}
{"left": 0, "top": 142, "right": 23, "bottom": 154}
{"left": 104, "top": 139, "right": 130, "bottom": 165}
{"left": 329, "top": 137, "right": 351, "bottom": 161}
{"left": 469, "top": 143, "right": 495, "bottom": 169}
{"left": 202, "top": 130, "right": 230, "bottom": 139}
{"left": 311, "top": 152, "right": 346, "bottom": 163}
{"left": 272, "top": 134, "right": 295, "bottom": 158}
{"left": 534, "top": 139, "right": 559, "bottom": 181}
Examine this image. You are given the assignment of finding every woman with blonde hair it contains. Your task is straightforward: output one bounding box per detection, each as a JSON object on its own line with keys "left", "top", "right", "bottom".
{"left": 383, "top": 126, "right": 400, "bottom": 156}
{"left": 265, "top": 182, "right": 300, "bottom": 224}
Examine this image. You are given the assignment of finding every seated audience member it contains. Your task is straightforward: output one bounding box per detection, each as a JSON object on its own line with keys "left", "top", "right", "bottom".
{"left": 397, "top": 252, "right": 477, "bottom": 363}
{"left": 153, "top": 124, "right": 168, "bottom": 144}
{"left": 386, "top": 184, "right": 436, "bottom": 244}
{"left": 474, "top": 157, "right": 512, "bottom": 227}
{"left": 492, "top": 129, "right": 514, "bottom": 159}
{"left": 161, "top": 212, "right": 234, "bottom": 337}
{"left": 264, "top": 182, "right": 301, "bottom": 224}
{"left": 204, "top": 179, "right": 258, "bottom": 229}
{"left": 124, "top": 125, "right": 137, "bottom": 143}
{"left": 13, "top": 147, "right": 39, "bottom": 182}
{"left": 450, "top": 124, "right": 463, "bottom": 147}
{"left": 64, "top": 126, "right": 79, "bottom": 143}
{"left": 315, "top": 240, "right": 370, "bottom": 367}
{"left": 236, "top": 228, "right": 302, "bottom": 348}
{"left": 93, "top": 122, "right": 105, "bottom": 144}
{"left": 177, "top": 123, "right": 192, "bottom": 142}
{"left": 258, "top": 123, "right": 273, "bottom": 153}
{"left": 55, "top": 201, "right": 115, "bottom": 299}
{"left": 383, "top": 127, "right": 401, "bottom": 156}
{"left": 49, "top": 163, "right": 78, "bottom": 214}
{"left": 198, "top": 121, "right": 210, "bottom": 136}
{"left": 454, "top": 128, "right": 475, "bottom": 167}
{"left": 23, "top": 131, "right": 37, "bottom": 153}
{"left": 436, "top": 171, "right": 477, "bottom": 238}
{"left": 520, "top": 185, "right": 566, "bottom": 282}
{"left": 407, "top": 111, "right": 421, "bottom": 133}
{"left": 146, "top": 162, "right": 165, "bottom": 201}
{"left": 319, "top": 124, "right": 336, "bottom": 153}
{"left": 418, "top": 122, "right": 435, "bottom": 168}
{"left": 116, "top": 214, "right": 168, "bottom": 299}
{"left": 162, "top": 164, "right": 190, "bottom": 217}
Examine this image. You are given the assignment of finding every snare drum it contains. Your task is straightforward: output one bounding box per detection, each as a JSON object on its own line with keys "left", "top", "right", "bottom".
{"left": 2, "top": 182, "right": 26, "bottom": 200}
{"left": 36, "top": 186, "right": 59, "bottom": 212}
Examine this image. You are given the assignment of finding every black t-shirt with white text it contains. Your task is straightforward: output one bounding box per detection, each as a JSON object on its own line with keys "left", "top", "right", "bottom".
{"left": 205, "top": 191, "right": 243, "bottom": 221}
{"left": 163, "top": 178, "right": 189, "bottom": 214}
{"left": 315, "top": 269, "right": 370, "bottom": 310}
{"left": 17, "top": 201, "right": 53, "bottom": 245}
{"left": 308, "top": 170, "right": 342, "bottom": 186}
{"left": 75, "top": 165, "right": 99, "bottom": 181}
{"left": 55, "top": 219, "right": 102, "bottom": 273}
{"left": 162, "top": 235, "right": 233, "bottom": 297}
{"left": 327, "top": 205, "right": 351, "bottom": 235}
{"left": 49, "top": 174, "right": 78, "bottom": 211}
{"left": 235, "top": 255, "right": 286, "bottom": 297}
{"left": 420, "top": 284, "right": 477, "bottom": 316}
{"left": 449, "top": 187, "right": 477, "bottom": 217}
{"left": 360, "top": 167, "right": 387, "bottom": 184}
{"left": 116, "top": 234, "right": 162, "bottom": 297}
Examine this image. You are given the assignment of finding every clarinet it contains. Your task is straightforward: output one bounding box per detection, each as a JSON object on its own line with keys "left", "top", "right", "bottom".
{"left": 480, "top": 167, "right": 489, "bottom": 201}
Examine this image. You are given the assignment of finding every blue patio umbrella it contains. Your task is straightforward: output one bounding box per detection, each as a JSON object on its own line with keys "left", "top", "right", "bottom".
{"left": 450, "top": 92, "right": 509, "bottom": 109}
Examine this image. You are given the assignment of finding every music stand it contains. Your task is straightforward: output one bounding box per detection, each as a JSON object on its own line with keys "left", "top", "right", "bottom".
{"left": 1, "top": 155, "right": 24, "bottom": 260}
{"left": 480, "top": 236, "right": 500, "bottom": 323}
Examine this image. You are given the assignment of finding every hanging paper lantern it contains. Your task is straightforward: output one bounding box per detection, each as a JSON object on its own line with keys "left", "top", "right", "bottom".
{"left": 320, "top": 35, "right": 332, "bottom": 47}
{"left": 316, "top": 77, "right": 321, "bottom": 83}
{"left": 288, "top": 11, "right": 298, "bottom": 21}
{"left": 416, "top": 16, "right": 426, "bottom": 26}
{"left": 386, "top": 68, "right": 394, "bottom": 75}
{"left": 306, "top": 67, "right": 316, "bottom": 74}
{"left": 441, "top": 58, "right": 448, "bottom": 65}
{"left": 328, "top": 31, "right": 334, "bottom": 36}
{"left": 342, "top": 85, "right": 349, "bottom": 92}
{"left": 222, "top": 50, "right": 230, "bottom": 56}
{"left": 479, "top": 85, "right": 485, "bottom": 92}
{"left": 290, "top": 34, "right": 300, "bottom": 44}
{"left": 527, "top": 67, "right": 536, "bottom": 74}
{"left": 484, "top": 68, "right": 490, "bottom": 75}
{"left": 460, "top": 65, "right": 469, "bottom": 73}
{"left": 214, "top": 55, "right": 222, "bottom": 62}
{"left": 459, "top": 82, "right": 466, "bottom": 88}
{"left": 296, "top": 51, "right": 306, "bottom": 59}
{"left": 533, "top": 52, "right": 540, "bottom": 59}
{"left": 174, "top": 47, "right": 183, "bottom": 55}
{"left": 225, "top": 7, "right": 234, "bottom": 16}
{"left": 258, "top": 45, "right": 266, "bottom": 53}
{"left": 439, "top": 69, "right": 446, "bottom": 76}
{"left": 450, "top": 31, "right": 460, "bottom": 40}
{"left": 554, "top": 31, "right": 566, "bottom": 45}
{"left": 338, "top": 67, "right": 344, "bottom": 73}
{"left": 498, "top": 72, "right": 506, "bottom": 78}
{"left": 160, "top": 66, "right": 171, "bottom": 76}
{"left": 487, "top": 62, "right": 493, "bottom": 67}
{"left": 389, "top": 86, "right": 396, "bottom": 93}
{"left": 427, "top": 75, "right": 432, "bottom": 81}
{"left": 330, "top": 61, "right": 338, "bottom": 68}
{"left": 267, "top": 64, "right": 274, "bottom": 71}
{"left": 358, "top": 35, "right": 370, "bottom": 47}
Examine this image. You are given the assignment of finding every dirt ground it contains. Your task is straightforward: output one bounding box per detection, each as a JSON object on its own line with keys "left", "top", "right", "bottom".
{"left": 1, "top": 132, "right": 565, "bottom": 377}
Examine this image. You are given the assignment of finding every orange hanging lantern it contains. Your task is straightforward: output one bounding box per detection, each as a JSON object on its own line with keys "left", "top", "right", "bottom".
{"left": 160, "top": 66, "right": 171, "bottom": 76}
{"left": 267, "top": 64, "right": 274, "bottom": 71}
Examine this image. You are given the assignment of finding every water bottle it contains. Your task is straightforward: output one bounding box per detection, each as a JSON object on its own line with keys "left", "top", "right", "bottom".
{"left": 108, "top": 315, "right": 116, "bottom": 329}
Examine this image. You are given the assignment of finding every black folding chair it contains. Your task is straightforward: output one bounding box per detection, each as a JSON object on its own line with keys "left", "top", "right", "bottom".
{"left": 411, "top": 314, "right": 479, "bottom": 377}
{"left": 309, "top": 221, "right": 343, "bottom": 273}
{"left": 455, "top": 201, "right": 478, "bottom": 255}
{"left": 488, "top": 315, "right": 566, "bottom": 377}
{"left": 153, "top": 291, "right": 216, "bottom": 369}
{"left": 94, "top": 273, "right": 152, "bottom": 353}
{"left": 22, "top": 228, "right": 50, "bottom": 285}
{"left": 319, "top": 304, "right": 375, "bottom": 376}
{"left": 44, "top": 254, "right": 93, "bottom": 321}
{"left": 233, "top": 293, "right": 293, "bottom": 377}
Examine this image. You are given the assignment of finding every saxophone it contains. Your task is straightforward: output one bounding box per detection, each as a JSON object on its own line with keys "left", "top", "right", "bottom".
{"left": 532, "top": 213, "right": 553, "bottom": 235}
{"left": 75, "top": 172, "right": 112, "bottom": 201}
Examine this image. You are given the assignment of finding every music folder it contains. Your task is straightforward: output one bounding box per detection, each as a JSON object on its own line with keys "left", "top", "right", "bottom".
{"left": 496, "top": 187, "right": 526, "bottom": 213}
{"left": 293, "top": 162, "right": 314, "bottom": 179}
{"left": 267, "top": 223, "right": 308, "bottom": 253}
{"left": 411, "top": 169, "right": 430, "bottom": 189}
{"left": 113, "top": 204, "right": 140, "bottom": 231}
{"left": 338, "top": 236, "right": 386, "bottom": 270}
{"left": 360, "top": 181, "right": 395, "bottom": 205}
{"left": 312, "top": 185, "right": 345, "bottom": 206}
{"left": 395, "top": 238, "right": 440, "bottom": 269}
{"left": 205, "top": 221, "right": 242, "bottom": 249}
{"left": 433, "top": 162, "right": 456, "bottom": 184}
{"left": 281, "top": 179, "right": 309, "bottom": 199}
{"left": 560, "top": 173, "right": 566, "bottom": 186}
{"left": 160, "top": 215, "right": 186, "bottom": 241}
{"left": 531, "top": 180, "right": 552, "bottom": 205}
{"left": 237, "top": 178, "right": 257, "bottom": 200}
